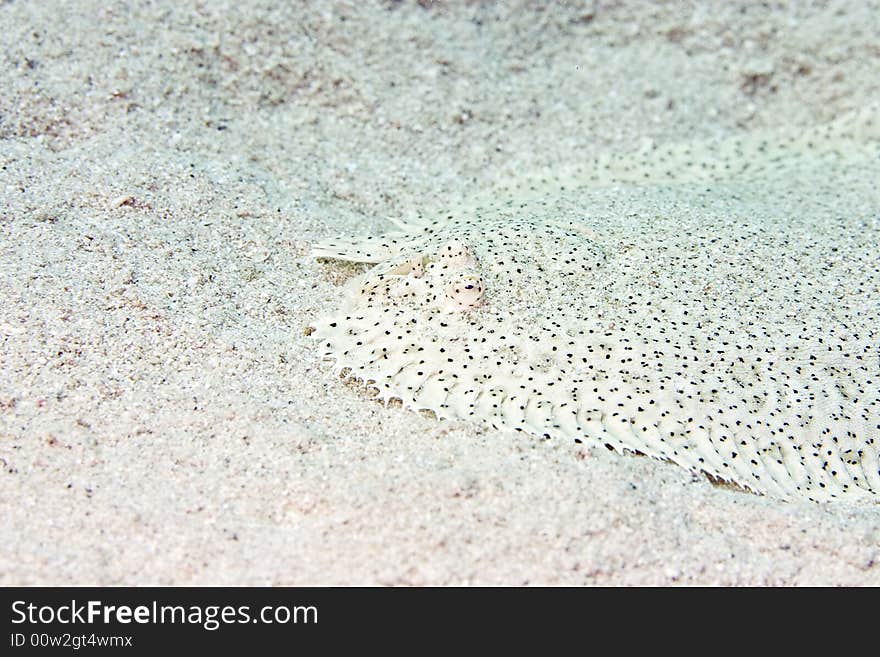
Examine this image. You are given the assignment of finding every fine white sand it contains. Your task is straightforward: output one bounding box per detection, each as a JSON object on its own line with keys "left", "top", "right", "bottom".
{"left": 2, "top": 1, "right": 879, "bottom": 585}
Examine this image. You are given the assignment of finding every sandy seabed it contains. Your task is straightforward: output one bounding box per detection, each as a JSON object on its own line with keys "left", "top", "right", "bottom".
{"left": 1, "top": 1, "right": 879, "bottom": 585}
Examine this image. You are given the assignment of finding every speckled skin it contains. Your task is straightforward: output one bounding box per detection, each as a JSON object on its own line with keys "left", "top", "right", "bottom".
{"left": 313, "top": 113, "right": 880, "bottom": 503}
